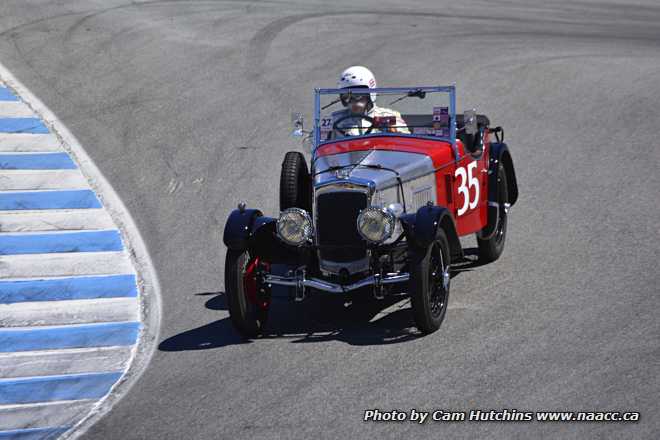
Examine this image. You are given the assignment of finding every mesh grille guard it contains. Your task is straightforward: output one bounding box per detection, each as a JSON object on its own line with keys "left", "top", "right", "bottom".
{"left": 315, "top": 189, "right": 368, "bottom": 273}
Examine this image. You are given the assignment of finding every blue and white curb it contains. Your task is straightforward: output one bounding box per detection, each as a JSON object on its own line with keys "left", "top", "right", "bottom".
{"left": 0, "top": 66, "right": 160, "bottom": 440}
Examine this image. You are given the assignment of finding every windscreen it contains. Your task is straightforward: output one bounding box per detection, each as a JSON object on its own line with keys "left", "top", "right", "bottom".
{"left": 315, "top": 87, "right": 455, "bottom": 145}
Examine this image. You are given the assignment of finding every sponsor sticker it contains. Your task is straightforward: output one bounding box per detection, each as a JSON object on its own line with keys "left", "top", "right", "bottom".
{"left": 432, "top": 107, "right": 449, "bottom": 137}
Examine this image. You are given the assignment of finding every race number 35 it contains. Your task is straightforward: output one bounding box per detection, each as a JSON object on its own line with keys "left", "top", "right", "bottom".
{"left": 455, "top": 161, "right": 480, "bottom": 216}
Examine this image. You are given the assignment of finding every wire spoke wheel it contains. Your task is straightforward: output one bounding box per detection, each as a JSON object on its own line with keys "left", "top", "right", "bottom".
{"left": 410, "top": 228, "right": 451, "bottom": 334}
{"left": 225, "top": 249, "right": 269, "bottom": 337}
{"left": 428, "top": 243, "right": 450, "bottom": 318}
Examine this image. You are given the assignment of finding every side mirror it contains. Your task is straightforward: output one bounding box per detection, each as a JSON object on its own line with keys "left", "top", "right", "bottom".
{"left": 464, "top": 109, "right": 477, "bottom": 135}
{"left": 291, "top": 112, "right": 304, "bottom": 137}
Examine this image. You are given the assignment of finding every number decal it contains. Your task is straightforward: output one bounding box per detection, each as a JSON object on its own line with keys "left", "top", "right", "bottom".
{"left": 455, "top": 167, "right": 469, "bottom": 216}
{"left": 455, "top": 161, "right": 480, "bottom": 216}
{"left": 468, "top": 161, "right": 480, "bottom": 210}
{"left": 320, "top": 118, "right": 333, "bottom": 138}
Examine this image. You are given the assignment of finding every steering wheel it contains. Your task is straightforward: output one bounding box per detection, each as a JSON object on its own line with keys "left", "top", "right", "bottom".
{"left": 332, "top": 114, "right": 376, "bottom": 136}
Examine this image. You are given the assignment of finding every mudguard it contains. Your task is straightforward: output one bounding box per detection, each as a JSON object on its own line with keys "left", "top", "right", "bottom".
{"left": 479, "top": 142, "right": 518, "bottom": 239}
{"left": 223, "top": 208, "right": 306, "bottom": 265}
{"left": 250, "top": 219, "right": 305, "bottom": 264}
{"left": 223, "top": 208, "right": 265, "bottom": 250}
{"left": 401, "top": 205, "right": 463, "bottom": 261}
{"left": 489, "top": 142, "right": 518, "bottom": 205}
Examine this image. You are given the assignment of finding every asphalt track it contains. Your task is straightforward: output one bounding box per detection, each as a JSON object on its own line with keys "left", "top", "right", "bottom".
{"left": 1, "top": 1, "right": 659, "bottom": 439}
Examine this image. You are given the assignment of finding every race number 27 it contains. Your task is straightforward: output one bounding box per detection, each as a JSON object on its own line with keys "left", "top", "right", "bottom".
{"left": 455, "top": 161, "right": 480, "bottom": 216}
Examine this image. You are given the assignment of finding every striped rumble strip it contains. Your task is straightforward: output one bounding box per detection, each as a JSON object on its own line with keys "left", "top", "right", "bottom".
{"left": 0, "top": 83, "right": 142, "bottom": 439}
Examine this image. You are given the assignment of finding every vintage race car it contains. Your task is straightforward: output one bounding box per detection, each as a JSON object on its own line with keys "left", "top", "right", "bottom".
{"left": 223, "top": 86, "right": 518, "bottom": 337}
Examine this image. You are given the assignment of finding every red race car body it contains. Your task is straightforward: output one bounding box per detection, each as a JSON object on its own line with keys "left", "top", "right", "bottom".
{"left": 223, "top": 86, "right": 518, "bottom": 336}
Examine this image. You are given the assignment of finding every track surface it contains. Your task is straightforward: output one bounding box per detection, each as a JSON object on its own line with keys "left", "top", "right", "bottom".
{"left": 1, "top": 1, "right": 659, "bottom": 438}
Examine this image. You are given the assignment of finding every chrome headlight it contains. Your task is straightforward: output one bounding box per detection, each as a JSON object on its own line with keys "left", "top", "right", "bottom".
{"left": 276, "top": 208, "right": 313, "bottom": 246}
{"left": 357, "top": 207, "right": 396, "bottom": 244}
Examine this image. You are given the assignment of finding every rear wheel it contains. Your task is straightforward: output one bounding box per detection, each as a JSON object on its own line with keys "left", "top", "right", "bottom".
{"left": 280, "top": 151, "right": 312, "bottom": 212}
{"left": 477, "top": 163, "right": 509, "bottom": 262}
{"left": 409, "top": 229, "right": 451, "bottom": 334}
{"left": 225, "top": 249, "right": 269, "bottom": 337}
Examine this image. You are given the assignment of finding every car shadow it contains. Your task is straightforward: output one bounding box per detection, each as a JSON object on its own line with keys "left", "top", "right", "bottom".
{"left": 158, "top": 317, "right": 250, "bottom": 351}
{"left": 159, "top": 249, "right": 492, "bottom": 352}
{"left": 158, "top": 289, "right": 422, "bottom": 351}
{"left": 195, "top": 291, "right": 228, "bottom": 311}
{"left": 451, "top": 247, "right": 488, "bottom": 276}
{"left": 268, "top": 292, "right": 420, "bottom": 345}
{"left": 158, "top": 291, "right": 249, "bottom": 351}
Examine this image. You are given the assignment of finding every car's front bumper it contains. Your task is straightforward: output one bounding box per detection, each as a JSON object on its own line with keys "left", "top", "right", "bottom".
{"left": 264, "top": 271, "right": 409, "bottom": 298}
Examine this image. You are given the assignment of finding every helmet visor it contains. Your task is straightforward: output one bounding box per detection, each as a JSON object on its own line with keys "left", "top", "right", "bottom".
{"left": 340, "top": 86, "right": 371, "bottom": 107}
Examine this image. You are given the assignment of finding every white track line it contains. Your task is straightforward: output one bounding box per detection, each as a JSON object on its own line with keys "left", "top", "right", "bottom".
{"left": 0, "top": 101, "right": 35, "bottom": 118}
{"left": 0, "top": 347, "right": 132, "bottom": 379}
{"left": 1, "top": 61, "right": 161, "bottom": 440}
{"left": 0, "top": 209, "right": 115, "bottom": 233}
{"left": 0, "top": 251, "right": 134, "bottom": 279}
{"left": 0, "top": 228, "right": 114, "bottom": 237}
{"left": 0, "top": 400, "right": 96, "bottom": 430}
{"left": 0, "top": 133, "right": 60, "bottom": 152}
{"left": 0, "top": 298, "right": 139, "bottom": 327}
{"left": 0, "top": 170, "right": 88, "bottom": 191}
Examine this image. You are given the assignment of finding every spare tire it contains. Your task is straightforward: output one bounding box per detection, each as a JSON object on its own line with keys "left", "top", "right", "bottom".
{"left": 279, "top": 151, "right": 312, "bottom": 213}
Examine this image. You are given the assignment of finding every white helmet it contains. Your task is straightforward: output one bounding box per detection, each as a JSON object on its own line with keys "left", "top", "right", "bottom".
{"left": 338, "top": 66, "right": 377, "bottom": 103}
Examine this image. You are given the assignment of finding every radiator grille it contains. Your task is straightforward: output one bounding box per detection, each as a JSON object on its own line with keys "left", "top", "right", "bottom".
{"left": 316, "top": 191, "right": 367, "bottom": 263}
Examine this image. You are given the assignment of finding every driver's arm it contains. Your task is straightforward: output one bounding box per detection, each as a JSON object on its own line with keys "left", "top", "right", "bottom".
{"left": 372, "top": 108, "right": 410, "bottom": 134}
{"left": 392, "top": 111, "right": 410, "bottom": 134}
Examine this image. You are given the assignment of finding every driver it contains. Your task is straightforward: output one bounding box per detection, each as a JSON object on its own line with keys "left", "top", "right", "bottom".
{"left": 329, "top": 66, "right": 410, "bottom": 139}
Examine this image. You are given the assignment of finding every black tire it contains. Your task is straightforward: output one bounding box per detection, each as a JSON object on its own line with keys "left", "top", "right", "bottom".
{"left": 477, "top": 163, "right": 509, "bottom": 263}
{"left": 225, "top": 249, "right": 268, "bottom": 337}
{"left": 280, "top": 152, "right": 312, "bottom": 213}
{"left": 409, "top": 229, "right": 451, "bottom": 334}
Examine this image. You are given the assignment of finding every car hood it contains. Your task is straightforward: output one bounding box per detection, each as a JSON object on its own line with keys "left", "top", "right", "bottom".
{"left": 314, "top": 149, "right": 435, "bottom": 190}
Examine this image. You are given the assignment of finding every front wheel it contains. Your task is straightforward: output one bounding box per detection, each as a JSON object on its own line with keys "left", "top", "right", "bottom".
{"left": 225, "top": 249, "right": 269, "bottom": 337}
{"left": 409, "top": 229, "right": 451, "bottom": 334}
